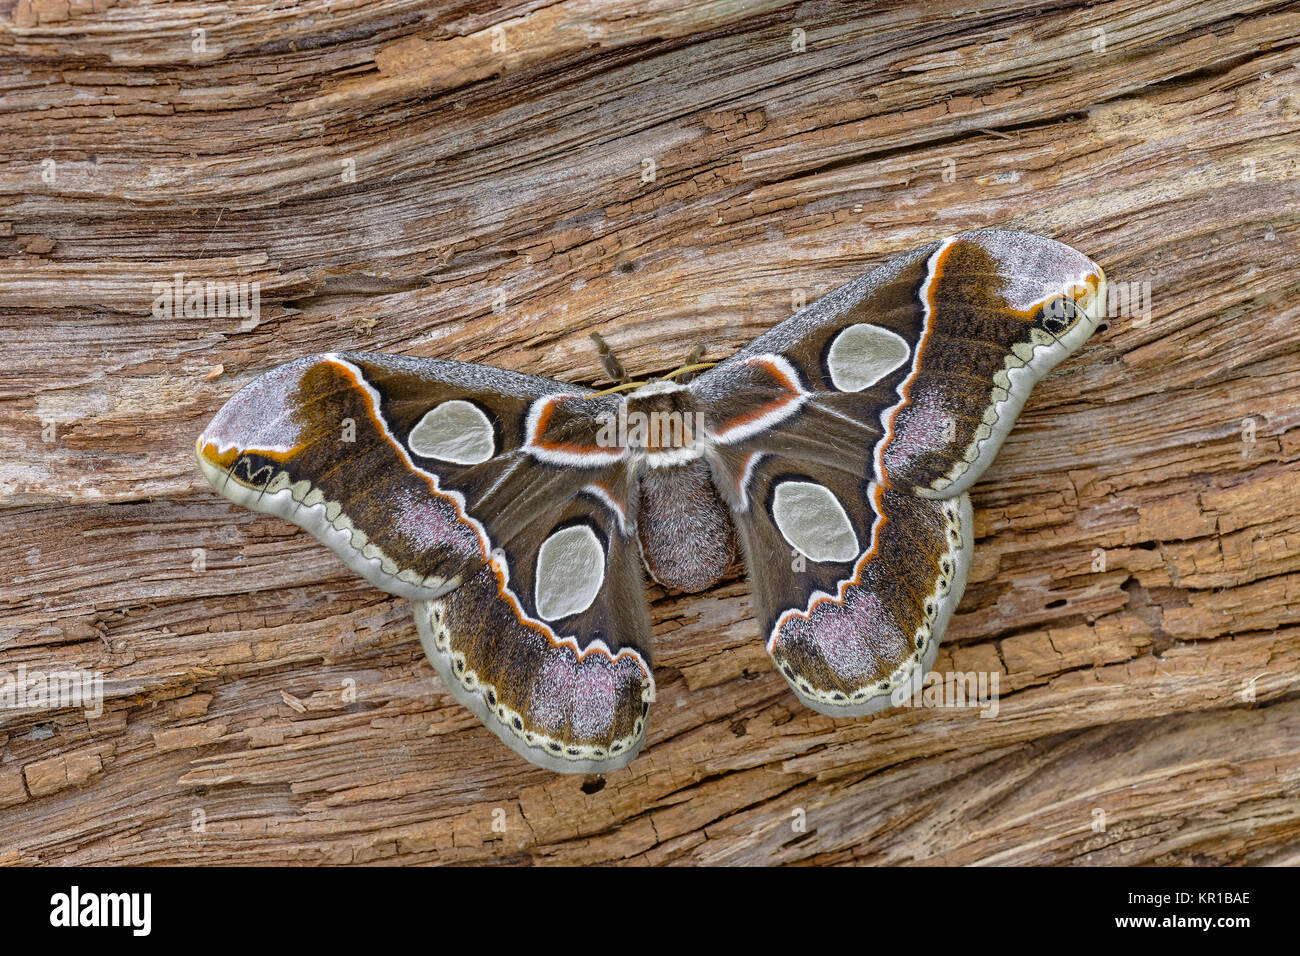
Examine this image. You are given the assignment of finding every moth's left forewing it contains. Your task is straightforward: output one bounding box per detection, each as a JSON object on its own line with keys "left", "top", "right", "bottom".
{"left": 882, "top": 230, "right": 1106, "bottom": 498}
{"left": 702, "top": 230, "right": 1106, "bottom": 499}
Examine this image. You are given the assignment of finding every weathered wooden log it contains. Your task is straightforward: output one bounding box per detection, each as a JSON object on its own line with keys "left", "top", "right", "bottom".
{"left": 0, "top": 0, "right": 1297, "bottom": 864}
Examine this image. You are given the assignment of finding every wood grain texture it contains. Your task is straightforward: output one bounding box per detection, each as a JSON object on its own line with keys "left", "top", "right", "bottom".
{"left": 1, "top": 0, "right": 1298, "bottom": 865}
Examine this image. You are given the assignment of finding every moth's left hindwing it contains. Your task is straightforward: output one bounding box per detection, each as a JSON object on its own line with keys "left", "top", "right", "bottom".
{"left": 197, "top": 352, "right": 653, "bottom": 772}
{"left": 693, "top": 230, "right": 1105, "bottom": 714}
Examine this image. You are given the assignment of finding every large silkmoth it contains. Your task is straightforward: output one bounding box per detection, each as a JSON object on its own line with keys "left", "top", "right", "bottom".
{"left": 197, "top": 230, "right": 1106, "bottom": 772}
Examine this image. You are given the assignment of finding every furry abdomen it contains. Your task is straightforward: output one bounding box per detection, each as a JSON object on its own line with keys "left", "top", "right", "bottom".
{"left": 637, "top": 459, "right": 736, "bottom": 592}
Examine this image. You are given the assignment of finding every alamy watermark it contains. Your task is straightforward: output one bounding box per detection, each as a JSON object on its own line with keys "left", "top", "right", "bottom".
{"left": 596, "top": 409, "right": 706, "bottom": 449}
{"left": 890, "top": 668, "right": 1000, "bottom": 717}
{"left": 50, "top": 886, "right": 150, "bottom": 936}
{"left": 151, "top": 272, "right": 260, "bottom": 326}
{"left": 1102, "top": 279, "right": 1152, "bottom": 327}
{"left": 0, "top": 665, "right": 103, "bottom": 718}
{"left": 1047, "top": 278, "right": 1153, "bottom": 327}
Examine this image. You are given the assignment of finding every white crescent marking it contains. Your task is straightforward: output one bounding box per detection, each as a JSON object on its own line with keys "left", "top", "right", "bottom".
{"left": 408, "top": 399, "right": 495, "bottom": 465}
{"left": 771, "top": 481, "right": 859, "bottom": 563}
{"left": 535, "top": 525, "right": 606, "bottom": 621}
{"left": 826, "top": 323, "right": 911, "bottom": 392}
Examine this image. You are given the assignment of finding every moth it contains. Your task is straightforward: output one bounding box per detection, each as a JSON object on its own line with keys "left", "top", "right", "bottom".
{"left": 197, "top": 230, "right": 1106, "bottom": 773}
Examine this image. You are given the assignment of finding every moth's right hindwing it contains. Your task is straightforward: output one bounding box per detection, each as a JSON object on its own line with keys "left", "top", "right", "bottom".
{"left": 413, "top": 485, "right": 655, "bottom": 774}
